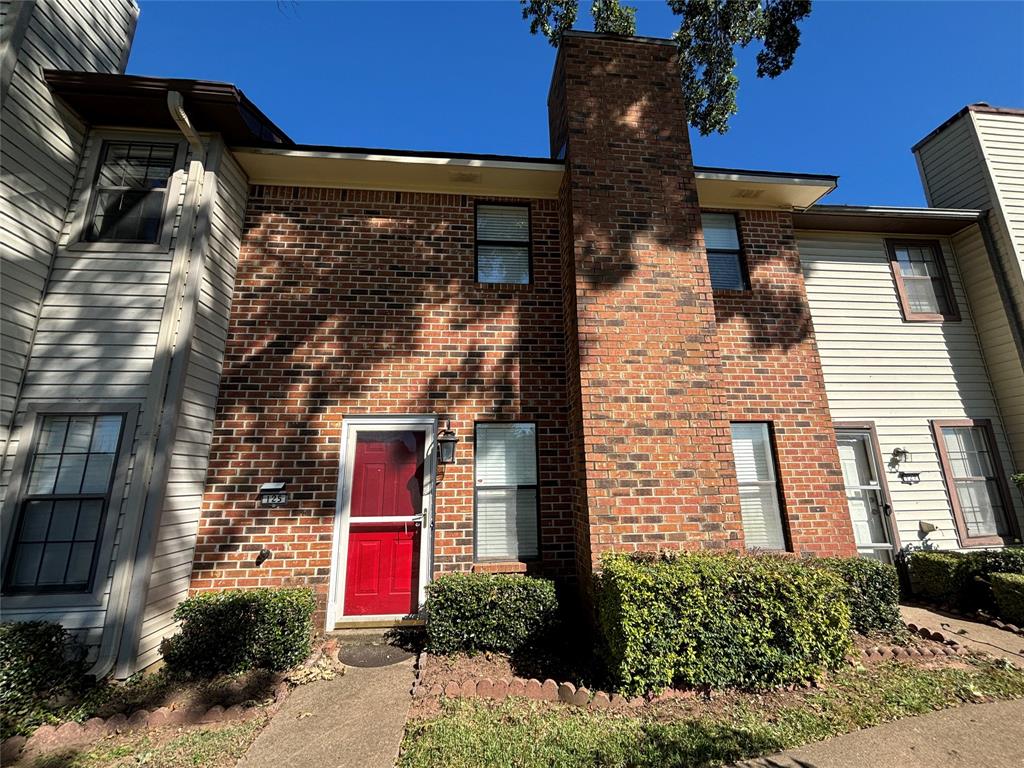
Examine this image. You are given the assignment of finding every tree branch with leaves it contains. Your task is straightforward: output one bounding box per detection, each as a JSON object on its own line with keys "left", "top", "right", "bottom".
{"left": 521, "top": 0, "right": 811, "bottom": 135}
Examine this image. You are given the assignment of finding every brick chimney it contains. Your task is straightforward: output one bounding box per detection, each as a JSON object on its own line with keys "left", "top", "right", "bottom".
{"left": 549, "top": 32, "right": 743, "bottom": 587}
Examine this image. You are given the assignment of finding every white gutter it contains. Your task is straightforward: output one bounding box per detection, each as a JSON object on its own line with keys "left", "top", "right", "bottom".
{"left": 236, "top": 145, "right": 564, "bottom": 173}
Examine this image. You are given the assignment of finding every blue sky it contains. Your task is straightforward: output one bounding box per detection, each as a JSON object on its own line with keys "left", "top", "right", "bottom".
{"left": 129, "top": 1, "right": 1024, "bottom": 206}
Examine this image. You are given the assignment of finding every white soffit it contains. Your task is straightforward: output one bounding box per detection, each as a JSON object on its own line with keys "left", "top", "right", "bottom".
{"left": 232, "top": 147, "right": 564, "bottom": 199}
{"left": 232, "top": 148, "right": 837, "bottom": 209}
{"left": 693, "top": 168, "right": 838, "bottom": 211}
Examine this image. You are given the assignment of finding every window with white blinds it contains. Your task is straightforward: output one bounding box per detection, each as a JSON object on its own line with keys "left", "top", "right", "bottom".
{"left": 476, "top": 204, "right": 530, "bottom": 285}
{"left": 730, "top": 422, "right": 787, "bottom": 551}
{"left": 701, "top": 212, "right": 747, "bottom": 291}
{"left": 474, "top": 423, "right": 538, "bottom": 560}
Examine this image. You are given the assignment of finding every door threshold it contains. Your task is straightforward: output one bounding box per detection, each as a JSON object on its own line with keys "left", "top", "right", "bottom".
{"left": 331, "top": 617, "right": 425, "bottom": 630}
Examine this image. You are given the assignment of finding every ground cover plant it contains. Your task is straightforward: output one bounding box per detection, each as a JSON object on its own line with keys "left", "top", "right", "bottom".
{"left": 399, "top": 659, "right": 1024, "bottom": 768}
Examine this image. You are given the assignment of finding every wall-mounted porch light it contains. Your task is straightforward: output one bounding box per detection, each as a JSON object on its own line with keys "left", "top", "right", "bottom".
{"left": 437, "top": 420, "right": 459, "bottom": 465}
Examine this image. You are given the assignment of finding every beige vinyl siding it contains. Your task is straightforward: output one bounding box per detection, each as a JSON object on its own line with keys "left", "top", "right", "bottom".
{"left": 799, "top": 231, "right": 1024, "bottom": 549}
{"left": 952, "top": 225, "right": 1024, "bottom": 470}
{"left": 136, "top": 150, "right": 249, "bottom": 667}
{"left": 0, "top": 0, "right": 136, "bottom": 449}
{"left": 0, "top": 132, "right": 199, "bottom": 656}
{"left": 972, "top": 111, "right": 1024, "bottom": 323}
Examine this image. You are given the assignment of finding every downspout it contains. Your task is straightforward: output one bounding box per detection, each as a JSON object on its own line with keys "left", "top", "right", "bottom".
{"left": 91, "top": 91, "right": 212, "bottom": 679}
{"left": 113, "top": 93, "right": 222, "bottom": 677}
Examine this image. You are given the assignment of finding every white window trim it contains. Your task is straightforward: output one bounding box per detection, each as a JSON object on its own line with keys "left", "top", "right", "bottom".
{"left": 0, "top": 402, "right": 139, "bottom": 610}
{"left": 731, "top": 422, "right": 788, "bottom": 552}
{"left": 473, "top": 421, "right": 539, "bottom": 562}
{"left": 67, "top": 129, "right": 189, "bottom": 255}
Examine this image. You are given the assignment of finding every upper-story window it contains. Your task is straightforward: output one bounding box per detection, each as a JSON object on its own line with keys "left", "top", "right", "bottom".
{"left": 702, "top": 212, "right": 748, "bottom": 291}
{"left": 85, "top": 141, "right": 177, "bottom": 244}
{"left": 476, "top": 204, "right": 531, "bottom": 285}
{"left": 3, "top": 412, "right": 128, "bottom": 594}
{"left": 885, "top": 239, "right": 959, "bottom": 322}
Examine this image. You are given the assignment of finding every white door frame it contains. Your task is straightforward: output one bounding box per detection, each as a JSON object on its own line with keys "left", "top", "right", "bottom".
{"left": 326, "top": 415, "right": 437, "bottom": 628}
{"left": 835, "top": 424, "right": 897, "bottom": 561}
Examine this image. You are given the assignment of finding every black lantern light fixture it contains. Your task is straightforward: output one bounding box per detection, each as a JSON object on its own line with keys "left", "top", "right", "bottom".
{"left": 437, "top": 420, "right": 459, "bottom": 465}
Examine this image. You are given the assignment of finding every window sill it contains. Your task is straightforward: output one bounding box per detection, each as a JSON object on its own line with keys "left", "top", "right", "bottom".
{"left": 472, "top": 561, "right": 530, "bottom": 574}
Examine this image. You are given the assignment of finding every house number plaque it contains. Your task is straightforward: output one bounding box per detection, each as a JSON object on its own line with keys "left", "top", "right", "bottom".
{"left": 260, "top": 492, "right": 289, "bottom": 507}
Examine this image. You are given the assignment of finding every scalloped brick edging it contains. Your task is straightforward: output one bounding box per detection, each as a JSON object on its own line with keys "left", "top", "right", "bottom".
{"left": 410, "top": 627, "right": 972, "bottom": 710}
{"left": 905, "top": 600, "right": 1024, "bottom": 639}
{"left": 0, "top": 678, "right": 290, "bottom": 763}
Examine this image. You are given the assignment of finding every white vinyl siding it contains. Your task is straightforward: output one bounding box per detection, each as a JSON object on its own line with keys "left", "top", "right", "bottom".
{"left": 702, "top": 212, "right": 746, "bottom": 290}
{"left": 135, "top": 150, "right": 249, "bottom": 668}
{"left": 475, "top": 423, "right": 538, "bottom": 560}
{"left": 915, "top": 109, "right": 1024, "bottom": 470}
{"left": 730, "top": 423, "right": 786, "bottom": 551}
{"left": 0, "top": 0, "right": 137, "bottom": 450}
{"left": 0, "top": 0, "right": 138, "bottom": 656}
{"left": 799, "top": 231, "right": 1024, "bottom": 549}
{"left": 476, "top": 204, "right": 530, "bottom": 284}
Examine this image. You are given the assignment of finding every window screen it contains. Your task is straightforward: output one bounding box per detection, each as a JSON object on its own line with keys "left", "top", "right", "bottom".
{"left": 940, "top": 425, "right": 1009, "bottom": 538}
{"left": 474, "top": 423, "right": 538, "bottom": 560}
{"left": 888, "top": 241, "right": 957, "bottom": 319}
{"left": 702, "top": 212, "right": 747, "bottom": 291}
{"left": 730, "top": 422, "right": 786, "bottom": 550}
{"left": 85, "top": 141, "right": 177, "bottom": 243}
{"left": 4, "top": 414, "right": 125, "bottom": 593}
{"left": 476, "top": 205, "right": 530, "bottom": 284}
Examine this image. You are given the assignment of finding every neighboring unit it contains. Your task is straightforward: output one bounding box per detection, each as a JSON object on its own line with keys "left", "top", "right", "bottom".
{"left": 1, "top": 0, "right": 1022, "bottom": 675}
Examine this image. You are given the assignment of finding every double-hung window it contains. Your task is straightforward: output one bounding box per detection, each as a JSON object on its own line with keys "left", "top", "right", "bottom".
{"left": 475, "top": 204, "right": 531, "bottom": 285}
{"left": 85, "top": 141, "right": 177, "bottom": 244}
{"left": 702, "top": 212, "right": 748, "bottom": 291}
{"left": 3, "top": 413, "right": 128, "bottom": 594}
{"left": 933, "top": 420, "right": 1016, "bottom": 545}
{"left": 730, "top": 422, "right": 787, "bottom": 551}
{"left": 474, "top": 423, "right": 538, "bottom": 560}
{"left": 885, "top": 239, "right": 959, "bottom": 321}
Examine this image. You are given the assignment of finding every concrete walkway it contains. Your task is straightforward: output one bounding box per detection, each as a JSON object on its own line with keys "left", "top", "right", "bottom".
{"left": 901, "top": 605, "right": 1024, "bottom": 667}
{"left": 737, "top": 699, "right": 1024, "bottom": 767}
{"left": 236, "top": 655, "right": 415, "bottom": 768}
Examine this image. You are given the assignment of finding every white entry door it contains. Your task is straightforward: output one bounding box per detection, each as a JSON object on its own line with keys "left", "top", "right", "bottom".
{"left": 836, "top": 428, "right": 895, "bottom": 562}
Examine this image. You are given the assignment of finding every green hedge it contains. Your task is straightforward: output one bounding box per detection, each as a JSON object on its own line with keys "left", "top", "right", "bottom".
{"left": 595, "top": 552, "right": 851, "bottom": 695}
{"left": 908, "top": 549, "right": 1024, "bottom": 611}
{"left": 991, "top": 573, "right": 1024, "bottom": 627}
{"left": 0, "top": 621, "right": 86, "bottom": 739}
{"left": 811, "top": 557, "right": 903, "bottom": 635}
{"left": 161, "top": 588, "right": 316, "bottom": 678}
{"left": 425, "top": 573, "right": 559, "bottom": 656}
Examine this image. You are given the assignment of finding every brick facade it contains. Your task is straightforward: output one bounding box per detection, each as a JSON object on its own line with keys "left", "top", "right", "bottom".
{"left": 192, "top": 188, "right": 575, "bottom": 625}
{"left": 191, "top": 33, "right": 859, "bottom": 628}
{"left": 714, "top": 209, "right": 857, "bottom": 556}
{"left": 549, "top": 34, "right": 744, "bottom": 582}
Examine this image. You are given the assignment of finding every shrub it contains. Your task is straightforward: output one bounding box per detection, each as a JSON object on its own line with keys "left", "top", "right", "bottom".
{"left": 909, "top": 549, "right": 1024, "bottom": 611}
{"left": 991, "top": 573, "right": 1024, "bottom": 627}
{"left": 595, "top": 552, "right": 851, "bottom": 695}
{"left": 811, "top": 558, "right": 903, "bottom": 635}
{"left": 161, "top": 588, "right": 316, "bottom": 679}
{"left": 425, "top": 573, "right": 559, "bottom": 656}
{"left": 0, "top": 621, "right": 86, "bottom": 738}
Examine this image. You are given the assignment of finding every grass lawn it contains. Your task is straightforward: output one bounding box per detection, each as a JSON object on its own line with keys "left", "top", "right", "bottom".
{"left": 399, "top": 660, "right": 1024, "bottom": 768}
{"left": 27, "top": 718, "right": 267, "bottom": 768}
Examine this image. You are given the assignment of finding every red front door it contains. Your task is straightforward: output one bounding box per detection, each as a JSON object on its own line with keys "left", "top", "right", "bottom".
{"left": 344, "top": 430, "right": 424, "bottom": 616}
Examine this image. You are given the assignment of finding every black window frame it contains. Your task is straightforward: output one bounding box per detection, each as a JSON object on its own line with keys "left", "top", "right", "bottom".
{"left": 83, "top": 140, "right": 179, "bottom": 245}
{"left": 474, "top": 201, "right": 533, "bottom": 285}
{"left": 702, "top": 211, "right": 750, "bottom": 292}
{"left": 472, "top": 421, "right": 541, "bottom": 563}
